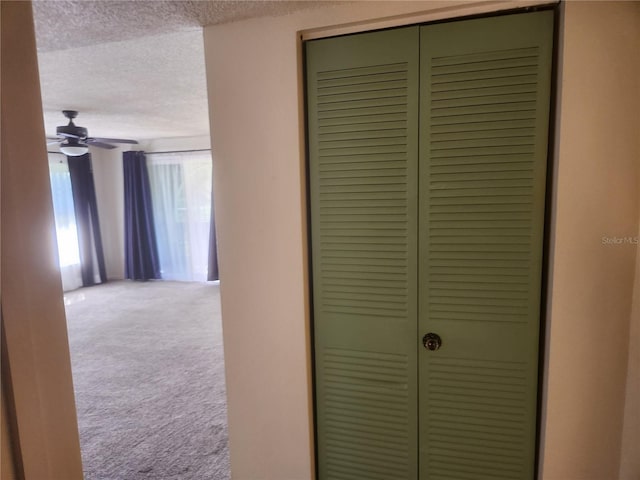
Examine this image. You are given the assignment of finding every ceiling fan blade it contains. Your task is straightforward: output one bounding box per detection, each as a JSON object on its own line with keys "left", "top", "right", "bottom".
{"left": 87, "top": 141, "right": 116, "bottom": 149}
{"left": 88, "top": 137, "right": 139, "bottom": 145}
{"left": 58, "top": 132, "right": 83, "bottom": 139}
{"left": 47, "top": 140, "right": 61, "bottom": 145}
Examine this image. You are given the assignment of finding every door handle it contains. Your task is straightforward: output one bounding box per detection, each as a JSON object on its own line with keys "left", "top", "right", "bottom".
{"left": 423, "top": 333, "right": 442, "bottom": 351}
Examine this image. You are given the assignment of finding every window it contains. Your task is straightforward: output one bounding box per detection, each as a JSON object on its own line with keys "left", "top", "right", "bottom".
{"left": 147, "top": 151, "right": 212, "bottom": 281}
{"left": 49, "top": 155, "right": 83, "bottom": 291}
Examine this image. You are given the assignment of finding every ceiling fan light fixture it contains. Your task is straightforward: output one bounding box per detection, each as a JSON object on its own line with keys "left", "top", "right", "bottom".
{"left": 59, "top": 143, "right": 89, "bottom": 156}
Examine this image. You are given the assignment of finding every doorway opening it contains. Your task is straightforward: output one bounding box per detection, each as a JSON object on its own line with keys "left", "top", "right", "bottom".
{"left": 47, "top": 147, "right": 230, "bottom": 479}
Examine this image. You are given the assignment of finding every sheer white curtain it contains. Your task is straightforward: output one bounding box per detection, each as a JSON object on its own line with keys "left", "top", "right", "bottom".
{"left": 147, "top": 152, "right": 212, "bottom": 282}
{"left": 49, "top": 155, "right": 83, "bottom": 291}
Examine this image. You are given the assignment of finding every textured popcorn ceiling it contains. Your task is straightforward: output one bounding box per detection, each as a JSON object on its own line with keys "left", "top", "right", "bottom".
{"left": 33, "top": 0, "right": 333, "bottom": 142}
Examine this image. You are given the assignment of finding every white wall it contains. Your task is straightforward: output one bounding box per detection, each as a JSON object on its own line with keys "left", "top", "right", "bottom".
{"left": 620, "top": 219, "right": 640, "bottom": 480}
{"left": 203, "top": 1, "right": 639, "bottom": 479}
{"left": 139, "top": 135, "right": 211, "bottom": 153}
{"left": 1, "top": 1, "right": 84, "bottom": 477}
{"left": 91, "top": 146, "right": 129, "bottom": 280}
{"left": 540, "top": 3, "right": 640, "bottom": 479}
{"left": 1, "top": 386, "right": 16, "bottom": 480}
{"left": 619, "top": 6, "right": 640, "bottom": 475}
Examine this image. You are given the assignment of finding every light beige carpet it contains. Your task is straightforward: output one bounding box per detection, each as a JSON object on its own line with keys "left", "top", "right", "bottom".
{"left": 64, "top": 280, "right": 230, "bottom": 480}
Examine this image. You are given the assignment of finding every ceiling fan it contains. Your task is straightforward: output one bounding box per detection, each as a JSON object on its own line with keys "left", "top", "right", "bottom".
{"left": 47, "top": 110, "right": 138, "bottom": 156}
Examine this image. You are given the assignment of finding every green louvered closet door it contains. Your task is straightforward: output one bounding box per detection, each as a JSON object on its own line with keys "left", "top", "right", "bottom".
{"left": 307, "top": 10, "right": 553, "bottom": 480}
{"left": 307, "top": 27, "right": 420, "bottom": 480}
{"left": 418, "top": 11, "right": 552, "bottom": 480}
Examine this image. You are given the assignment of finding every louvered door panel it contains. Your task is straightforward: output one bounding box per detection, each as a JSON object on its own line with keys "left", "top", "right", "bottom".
{"left": 419, "top": 12, "right": 553, "bottom": 480}
{"left": 307, "top": 27, "right": 419, "bottom": 480}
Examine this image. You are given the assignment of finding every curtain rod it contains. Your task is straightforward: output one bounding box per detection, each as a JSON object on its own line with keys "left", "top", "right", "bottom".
{"left": 145, "top": 148, "right": 211, "bottom": 155}
{"left": 48, "top": 149, "right": 211, "bottom": 156}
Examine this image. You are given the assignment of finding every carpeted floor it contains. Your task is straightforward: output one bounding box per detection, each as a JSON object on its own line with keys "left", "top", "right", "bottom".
{"left": 64, "top": 280, "right": 230, "bottom": 480}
